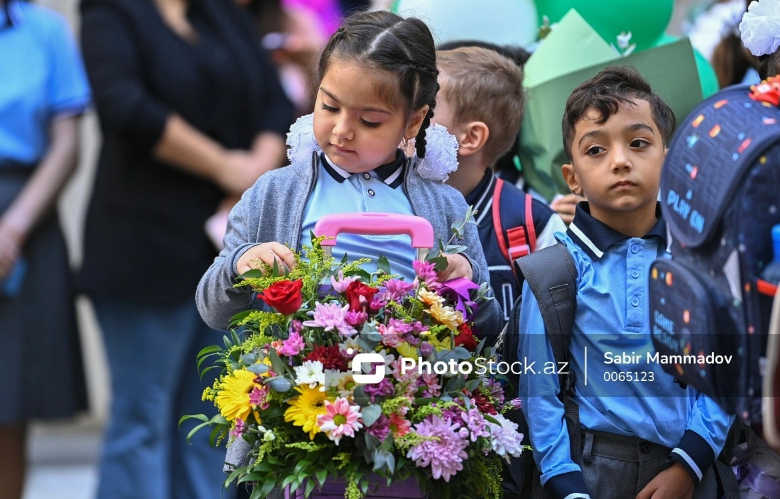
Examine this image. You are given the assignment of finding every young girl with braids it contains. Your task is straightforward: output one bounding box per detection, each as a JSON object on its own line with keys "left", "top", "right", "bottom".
{"left": 196, "top": 10, "right": 502, "bottom": 337}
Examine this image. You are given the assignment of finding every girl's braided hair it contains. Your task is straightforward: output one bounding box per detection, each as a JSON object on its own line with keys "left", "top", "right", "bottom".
{"left": 317, "top": 11, "right": 439, "bottom": 158}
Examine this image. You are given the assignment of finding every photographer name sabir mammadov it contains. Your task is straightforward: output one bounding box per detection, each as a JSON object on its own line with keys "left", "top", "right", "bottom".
{"left": 604, "top": 350, "right": 734, "bottom": 365}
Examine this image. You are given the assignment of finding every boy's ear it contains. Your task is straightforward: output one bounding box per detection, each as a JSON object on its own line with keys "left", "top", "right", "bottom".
{"left": 457, "top": 121, "right": 490, "bottom": 158}
{"left": 405, "top": 105, "right": 430, "bottom": 140}
{"left": 561, "top": 163, "right": 582, "bottom": 195}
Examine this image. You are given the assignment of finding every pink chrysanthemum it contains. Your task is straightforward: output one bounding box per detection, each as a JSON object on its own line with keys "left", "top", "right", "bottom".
{"left": 412, "top": 260, "right": 440, "bottom": 289}
{"left": 331, "top": 271, "right": 359, "bottom": 294}
{"left": 303, "top": 302, "right": 356, "bottom": 337}
{"left": 279, "top": 330, "right": 305, "bottom": 356}
{"left": 407, "top": 416, "right": 469, "bottom": 481}
{"left": 461, "top": 407, "right": 490, "bottom": 442}
{"left": 382, "top": 279, "right": 415, "bottom": 301}
{"left": 379, "top": 323, "right": 405, "bottom": 348}
{"left": 316, "top": 398, "right": 363, "bottom": 445}
{"left": 345, "top": 311, "right": 367, "bottom": 327}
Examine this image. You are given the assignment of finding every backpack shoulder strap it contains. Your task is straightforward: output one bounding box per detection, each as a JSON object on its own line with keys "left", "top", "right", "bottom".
{"left": 515, "top": 243, "right": 577, "bottom": 367}
{"left": 515, "top": 243, "right": 582, "bottom": 463}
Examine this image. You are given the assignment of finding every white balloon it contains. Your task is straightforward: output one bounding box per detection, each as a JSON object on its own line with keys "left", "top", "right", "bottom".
{"left": 395, "top": 0, "right": 539, "bottom": 48}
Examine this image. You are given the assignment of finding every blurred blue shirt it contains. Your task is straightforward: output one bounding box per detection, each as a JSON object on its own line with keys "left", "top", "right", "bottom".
{"left": 0, "top": 2, "right": 90, "bottom": 165}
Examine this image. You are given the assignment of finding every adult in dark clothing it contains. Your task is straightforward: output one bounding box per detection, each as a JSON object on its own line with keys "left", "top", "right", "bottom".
{"left": 78, "top": 0, "right": 294, "bottom": 498}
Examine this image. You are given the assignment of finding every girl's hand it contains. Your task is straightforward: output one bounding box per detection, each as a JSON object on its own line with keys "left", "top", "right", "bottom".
{"left": 635, "top": 462, "right": 694, "bottom": 499}
{"left": 236, "top": 242, "right": 296, "bottom": 276}
{"left": 0, "top": 222, "right": 23, "bottom": 280}
{"left": 437, "top": 253, "right": 473, "bottom": 282}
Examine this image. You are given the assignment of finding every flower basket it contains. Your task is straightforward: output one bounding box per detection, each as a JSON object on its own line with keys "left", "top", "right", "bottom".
{"left": 291, "top": 476, "right": 424, "bottom": 498}
{"left": 186, "top": 213, "right": 526, "bottom": 499}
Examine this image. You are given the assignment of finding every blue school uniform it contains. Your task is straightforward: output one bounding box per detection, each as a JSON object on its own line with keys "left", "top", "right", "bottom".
{"left": 519, "top": 203, "right": 732, "bottom": 498}
{"left": 0, "top": 1, "right": 90, "bottom": 165}
{"left": 0, "top": 0, "right": 90, "bottom": 423}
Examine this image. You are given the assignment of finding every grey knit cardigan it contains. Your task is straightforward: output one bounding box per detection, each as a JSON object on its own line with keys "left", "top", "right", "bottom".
{"left": 196, "top": 152, "right": 502, "bottom": 335}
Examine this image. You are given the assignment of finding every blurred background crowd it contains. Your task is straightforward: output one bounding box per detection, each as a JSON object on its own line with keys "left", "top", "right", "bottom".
{"left": 0, "top": 0, "right": 766, "bottom": 498}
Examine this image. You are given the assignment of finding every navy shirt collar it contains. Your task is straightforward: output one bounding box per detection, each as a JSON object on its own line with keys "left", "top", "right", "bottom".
{"left": 320, "top": 149, "right": 406, "bottom": 189}
{"left": 566, "top": 202, "right": 667, "bottom": 261}
{"left": 464, "top": 169, "right": 496, "bottom": 214}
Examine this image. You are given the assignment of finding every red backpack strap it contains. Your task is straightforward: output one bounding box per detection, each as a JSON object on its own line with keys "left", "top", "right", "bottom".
{"left": 493, "top": 178, "right": 534, "bottom": 263}
{"left": 492, "top": 177, "right": 511, "bottom": 262}
{"left": 524, "top": 194, "right": 537, "bottom": 253}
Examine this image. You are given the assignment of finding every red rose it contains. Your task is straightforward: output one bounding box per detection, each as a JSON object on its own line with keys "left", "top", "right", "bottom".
{"left": 454, "top": 323, "right": 478, "bottom": 351}
{"left": 345, "top": 281, "right": 379, "bottom": 312}
{"left": 258, "top": 279, "right": 303, "bottom": 315}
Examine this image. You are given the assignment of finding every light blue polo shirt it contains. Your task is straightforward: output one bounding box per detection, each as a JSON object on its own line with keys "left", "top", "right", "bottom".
{"left": 300, "top": 151, "right": 417, "bottom": 281}
{"left": 0, "top": 1, "right": 90, "bottom": 165}
{"left": 519, "top": 203, "right": 733, "bottom": 497}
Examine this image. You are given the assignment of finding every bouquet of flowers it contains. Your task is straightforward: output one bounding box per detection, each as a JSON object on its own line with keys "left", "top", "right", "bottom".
{"left": 185, "top": 213, "right": 525, "bottom": 499}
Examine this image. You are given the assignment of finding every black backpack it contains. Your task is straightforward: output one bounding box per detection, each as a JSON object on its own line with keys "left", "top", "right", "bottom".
{"left": 494, "top": 243, "right": 578, "bottom": 497}
{"left": 648, "top": 83, "right": 780, "bottom": 422}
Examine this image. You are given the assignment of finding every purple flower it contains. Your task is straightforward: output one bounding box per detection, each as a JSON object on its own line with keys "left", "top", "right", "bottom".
{"left": 388, "top": 318, "right": 413, "bottom": 334}
{"left": 279, "top": 330, "right": 305, "bottom": 356}
{"left": 413, "top": 260, "right": 440, "bottom": 289}
{"left": 411, "top": 321, "right": 428, "bottom": 334}
{"left": 331, "top": 270, "right": 359, "bottom": 294}
{"left": 420, "top": 342, "right": 434, "bottom": 357}
{"left": 461, "top": 408, "right": 490, "bottom": 442}
{"left": 405, "top": 335, "right": 421, "bottom": 346}
{"left": 366, "top": 414, "right": 391, "bottom": 441}
{"left": 383, "top": 279, "right": 415, "bottom": 301}
{"left": 484, "top": 378, "right": 505, "bottom": 405}
{"left": 442, "top": 405, "right": 464, "bottom": 422}
{"left": 407, "top": 416, "right": 469, "bottom": 481}
{"left": 230, "top": 418, "right": 246, "bottom": 439}
{"left": 369, "top": 296, "right": 386, "bottom": 312}
{"left": 290, "top": 320, "right": 303, "bottom": 334}
{"left": 345, "top": 311, "right": 368, "bottom": 327}
{"left": 303, "top": 302, "right": 357, "bottom": 337}
{"left": 507, "top": 398, "right": 522, "bottom": 410}
{"left": 364, "top": 378, "right": 394, "bottom": 402}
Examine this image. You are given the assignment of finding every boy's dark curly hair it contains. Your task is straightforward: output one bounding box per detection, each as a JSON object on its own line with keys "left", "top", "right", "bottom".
{"left": 562, "top": 66, "right": 676, "bottom": 161}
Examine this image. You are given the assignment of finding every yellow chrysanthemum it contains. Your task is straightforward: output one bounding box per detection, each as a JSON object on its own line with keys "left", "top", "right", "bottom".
{"left": 396, "top": 342, "right": 418, "bottom": 359}
{"left": 284, "top": 386, "right": 329, "bottom": 439}
{"left": 215, "top": 369, "right": 257, "bottom": 422}
{"left": 428, "top": 335, "right": 453, "bottom": 352}
{"left": 418, "top": 288, "right": 444, "bottom": 306}
{"left": 426, "top": 302, "right": 462, "bottom": 329}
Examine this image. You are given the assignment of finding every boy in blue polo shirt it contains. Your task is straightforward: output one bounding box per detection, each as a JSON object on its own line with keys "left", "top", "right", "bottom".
{"left": 519, "top": 67, "right": 733, "bottom": 499}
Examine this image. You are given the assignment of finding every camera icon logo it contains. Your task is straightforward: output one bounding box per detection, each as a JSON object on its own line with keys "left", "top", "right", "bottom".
{"left": 350, "top": 351, "right": 386, "bottom": 384}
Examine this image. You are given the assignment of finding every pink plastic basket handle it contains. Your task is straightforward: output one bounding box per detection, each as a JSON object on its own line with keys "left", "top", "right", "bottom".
{"left": 313, "top": 213, "right": 434, "bottom": 249}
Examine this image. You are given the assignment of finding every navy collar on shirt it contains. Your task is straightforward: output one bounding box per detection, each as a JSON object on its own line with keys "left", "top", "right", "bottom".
{"left": 464, "top": 169, "right": 496, "bottom": 210}
{"left": 320, "top": 149, "right": 406, "bottom": 189}
{"left": 566, "top": 202, "right": 668, "bottom": 261}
